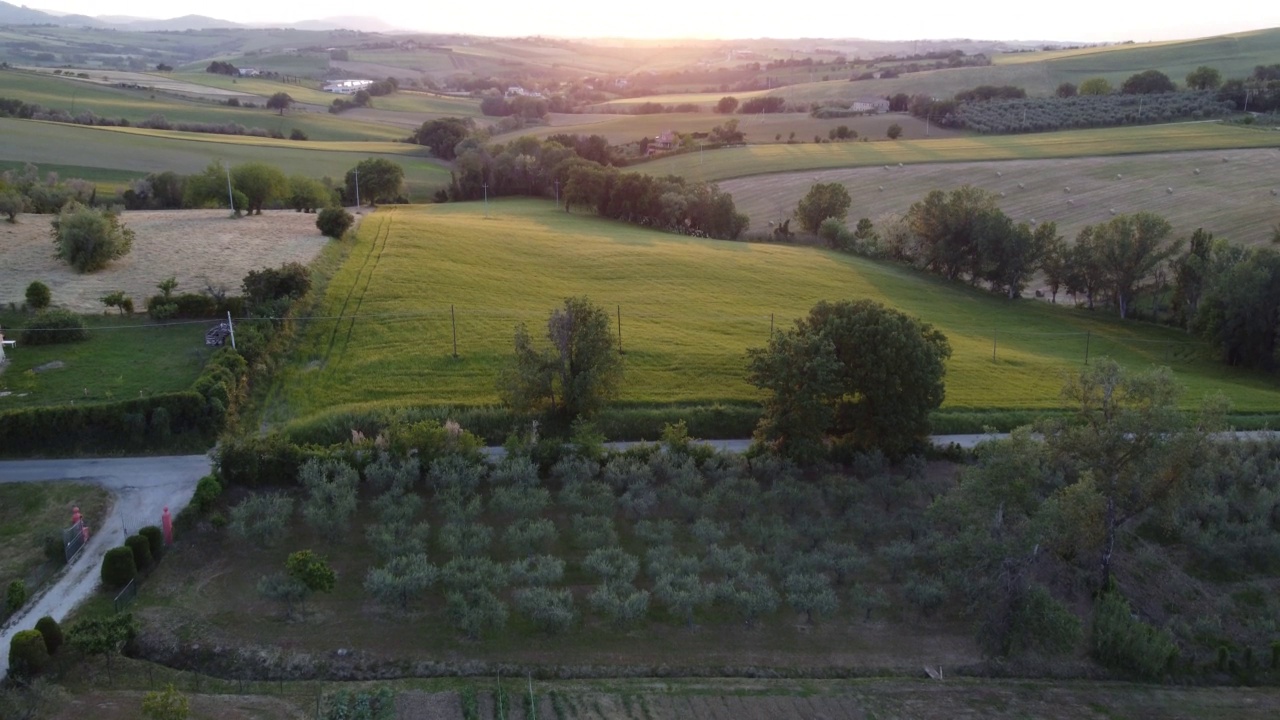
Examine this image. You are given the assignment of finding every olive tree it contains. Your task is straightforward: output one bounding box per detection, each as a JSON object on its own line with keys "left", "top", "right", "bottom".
{"left": 51, "top": 202, "right": 134, "bottom": 272}
{"left": 300, "top": 458, "right": 359, "bottom": 539}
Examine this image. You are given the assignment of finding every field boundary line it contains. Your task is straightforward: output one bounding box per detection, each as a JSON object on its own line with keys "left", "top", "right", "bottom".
{"left": 335, "top": 210, "right": 395, "bottom": 369}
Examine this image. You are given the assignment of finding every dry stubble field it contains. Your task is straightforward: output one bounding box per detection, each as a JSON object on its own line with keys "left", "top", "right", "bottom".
{"left": 0, "top": 210, "right": 339, "bottom": 313}
{"left": 722, "top": 147, "right": 1280, "bottom": 247}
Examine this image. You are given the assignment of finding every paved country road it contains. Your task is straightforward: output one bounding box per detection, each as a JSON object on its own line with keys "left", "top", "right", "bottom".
{"left": 0, "top": 454, "right": 211, "bottom": 678}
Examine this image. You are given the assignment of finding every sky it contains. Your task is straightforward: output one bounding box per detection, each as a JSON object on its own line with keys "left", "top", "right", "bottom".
{"left": 27, "top": 0, "right": 1280, "bottom": 43}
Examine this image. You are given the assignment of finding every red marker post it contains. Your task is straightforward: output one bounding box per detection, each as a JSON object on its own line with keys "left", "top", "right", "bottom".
{"left": 162, "top": 506, "right": 173, "bottom": 546}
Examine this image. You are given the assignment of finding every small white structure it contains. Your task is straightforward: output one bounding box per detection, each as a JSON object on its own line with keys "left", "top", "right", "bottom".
{"left": 0, "top": 327, "right": 11, "bottom": 363}
{"left": 323, "top": 79, "right": 375, "bottom": 94}
{"left": 238, "top": 68, "right": 261, "bottom": 77}
{"left": 849, "top": 96, "right": 891, "bottom": 114}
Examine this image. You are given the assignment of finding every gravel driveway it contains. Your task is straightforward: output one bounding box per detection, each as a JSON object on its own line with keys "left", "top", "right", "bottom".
{"left": 0, "top": 454, "right": 210, "bottom": 678}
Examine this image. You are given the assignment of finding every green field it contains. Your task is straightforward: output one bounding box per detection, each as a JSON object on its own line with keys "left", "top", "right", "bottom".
{"left": 0, "top": 69, "right": 405, "bottom": 141}
{"left": 272, "top": 200, "right": 1280, "bottom": 428}
{"left": 0, "top": 119, "right": 451, "bottom": 200}
{"left": 637, "top": 123, "right": 1280, "bottom": 181}
{"left": 0, "top": 313, "right": 211, "bottom": 410}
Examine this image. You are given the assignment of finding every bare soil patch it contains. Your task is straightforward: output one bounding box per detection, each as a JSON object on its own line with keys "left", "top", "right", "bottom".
{"left": 0, "top": 209, "right": 334, "bottom": 313}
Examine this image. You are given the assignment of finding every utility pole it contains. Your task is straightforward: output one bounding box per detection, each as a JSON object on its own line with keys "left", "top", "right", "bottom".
{"left": 483, "top": 182, "right": 489, "bottom": 218}
{"left": 554, "top": 179, "right": 560, "bottom": 208}
{"left": 226, "top": 311, "right": 236, "bottom": 350}
{"left": 225, "top": 164, "right": 235, "bottom": 216}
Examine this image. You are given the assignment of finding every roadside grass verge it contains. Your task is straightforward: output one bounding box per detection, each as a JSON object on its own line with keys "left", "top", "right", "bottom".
{"left": 271, "top": 199, "right": 1280, "bottom": 433}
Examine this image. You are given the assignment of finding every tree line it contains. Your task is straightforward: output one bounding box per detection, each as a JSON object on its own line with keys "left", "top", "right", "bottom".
{"left": 409, "top": 118, "right": 749, "bottom": 240}
{"left": 802, "top": 181, "right": 1280, "bottom": 373}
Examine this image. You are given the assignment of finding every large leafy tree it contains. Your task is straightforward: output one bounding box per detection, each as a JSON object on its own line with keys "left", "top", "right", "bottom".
{"left": 905, "top": 185, "right": 999, "bottom": 281}
{"left": 499, "top": 296, "right": 624, "bottom": 424}
{"left": 794, "top": 182, "right": 852, "bottom": 234}
{"left": 1193, "top": 246, "right": 1280, "bottom": 370}
{"left": 1121, "top": 69, "right": 1176, "bottom": 94}
{"left": 266, "top": 91, "right": 293, "bottom": 115}
{"left": 1088, "top": 212, "right": 1178, "bottom": 319}
{"left": 409, "top": 117, "right": 474, "bottom": 160}
{"left": 231, "top": 162, "right": 287, "bottom": 215}
{"left": 344, "top": 158, "right": 404, "bottom": 207}
{"left": 747, "top": 299, "right": 951, "bottom": 461}
{"left": 1185, "top": 66, "right": 1222, "bottom": 91}
{"left": 1078, "top": 77, "right": 1112, "bottom": 96}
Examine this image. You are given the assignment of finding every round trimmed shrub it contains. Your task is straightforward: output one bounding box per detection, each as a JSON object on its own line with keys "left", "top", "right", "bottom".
{"left": 316, "top": 206, "right": 354, "bottom": 239}
{"left": 8, "top": 629, "right": 49, "bottom": 677}
{"left": 139, "top": 525, "right": 164, "bottom": 559}
{"left": 125, "top": 533, "right": 153, "bottom": 571}
{"left": 101, "top": 545, "right": 137, "bottom": 589}
{"left": 35, "top": 615, "right": 63, "bottom": 654}
{"left": 20, "top": 308, "right": 89, "bottom": 345}
{"left": 192, "top": 475, "right": 222, "bottom": 512}
{"left": 43, "top": 531, "right": 67, "bottom": 567}
{"left": 25, "top": 280, "right": 51, "bottom": 309}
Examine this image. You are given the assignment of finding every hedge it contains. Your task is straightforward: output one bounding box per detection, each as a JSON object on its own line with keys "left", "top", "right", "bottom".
{"left": 139, "top": 525, "right": 164, "bottom": 559}
{"left": 125, "top": 534, "right": 153, "bottom": 571}
{"left": 35, "top": 616, "right": 63, "bottom": 655}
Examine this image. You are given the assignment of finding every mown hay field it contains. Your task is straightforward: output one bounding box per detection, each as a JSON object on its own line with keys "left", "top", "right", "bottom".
{"left": 512, "top": 111, "right": 962, "bottom": 145}
{"left": 637, "top": 123, "right": 1280, "bottom": 182}
{"left": 273, "top": 199, "right": 1280, "bottom": 428}
{"left": 723, "top": 148, "right": 1280, "bottom": 246}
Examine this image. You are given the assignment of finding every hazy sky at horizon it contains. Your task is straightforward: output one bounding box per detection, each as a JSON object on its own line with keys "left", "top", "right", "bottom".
{"left": 26, "top": 1, "right": 1280, "bottom": 43}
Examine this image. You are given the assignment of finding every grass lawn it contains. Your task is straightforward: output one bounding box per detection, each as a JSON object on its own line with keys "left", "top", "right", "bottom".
{"left": 636, "top": 123, "right": 1280, "bottom": 182}
{"left": 0, "top": 481, "right": 111, "bottom": 610}
{"left": 271, "top": 199, "right": 1280, "bottom": 430}
{"left": 0, "top": 313, "right": 210, "bottom": 410}
{"left": 0, "top": 119, "right": 451, "bottom": 201}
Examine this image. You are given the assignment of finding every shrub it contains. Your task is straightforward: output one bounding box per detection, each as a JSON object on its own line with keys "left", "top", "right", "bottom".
{"left": 20, "top": 308, "right": 88, "bottom": 345}
{"left": 100, "top": 546, "right": 137, "bottom": 589}
{"left": 316, "top": 206, "right": 355, "bottom": 239}
{"left": 34, "top": 615, "right": 63, "bottom": 654}
{"left": 43, "top": 532, "right": 66, "bottom": 566}
{"left": 5, "top": 579, "right": 26, "bottom": 613}
{"left": 7, "top": 629, "right": 48, "bottom": 676}
{"left": 1092, "top": 591, "right": 1178, "bottom": 679}
{"left": 139, "top": 525, "right": 164, "bottom": 559}
{"left": 51, "top": 202, "right": 134, "bottom": 272}
{"left": 125, "top": 534, "right": 153, "bottom": 571}
{"left": 192, "top": 474, "right": 222, "bottom": 512}
{"left": 24, "top": 281, "right": 51, "bottom": 309}
{"left": 514, "top": 586, "right": 577, "bottom": 634}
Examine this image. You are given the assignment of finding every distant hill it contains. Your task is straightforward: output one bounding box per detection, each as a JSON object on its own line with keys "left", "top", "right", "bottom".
{"left": 110, "top": 14, "right": 243, "bottom": 31}
{"left": 0, "top": 1, "right": 104, "bottom": 26}
{"left": 289, "top": 16, "right": 400, "bottom": 32}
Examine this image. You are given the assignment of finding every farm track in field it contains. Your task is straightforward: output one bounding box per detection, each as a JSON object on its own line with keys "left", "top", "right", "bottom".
{"left": 325, "top": 211, "right": 394, "bottom": 372}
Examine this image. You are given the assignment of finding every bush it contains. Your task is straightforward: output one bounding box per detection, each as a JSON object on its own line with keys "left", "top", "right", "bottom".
{"left": 5, "top": 579, "right": 26, "bottom": 613}
{"left": 7, "top": 629, "right": 48, "bottom": 677}
{"left": 100, "top": 546, "right": 137, "bottom": 589}
{"left": 1092, "top": 591, "right": 1178, "bottom": 679}
{"left": 44, "top": 532, "right": 66, "bottom": 566}
{"left": 20, "top": 308, "right": 88, "bottom": 345}
{"left": 139, "top": 525, "right": 164, "bottom": 559}
{"left": 51, "top": 202, "right": 134, "bottom": 272}
{"left": 316, "top": 206, "right": 354, "bottom": 239}
{"left": 229, "top": 493, "right": 294, "bottom": 547}
{"left": 24, "top": 281, "right": 51, "bottom": 309}
{"left": 192, "top": 475, "right": 222, "bottom": 512}
{"left": 125, "top": 534, "right": 153, "bottom": 571}
{"left": 34, "top": 615, "right": 63, "bottom": 654}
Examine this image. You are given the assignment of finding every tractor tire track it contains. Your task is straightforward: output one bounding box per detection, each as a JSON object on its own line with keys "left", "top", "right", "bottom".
{"left": 335, "top": 210, "right": 394, "bottom": 367}
{"left": 323, "top": 211, "right": 391, "bottom": 371}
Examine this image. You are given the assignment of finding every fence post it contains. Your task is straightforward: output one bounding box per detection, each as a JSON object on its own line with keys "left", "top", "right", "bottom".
{"left": 451, "top": 304, "right": 458, "bottom": 359}
{"left": 617, "top": 304, "right": 623, "bottom": 354}
{"left": 992, "top": 329, "right": 997, "bottom": 362}
{"left": 770, "top": 313, "right": 774, "bottom": 339}
{"left": 1084, "top": 331, "right": 1091, "bottom": 365}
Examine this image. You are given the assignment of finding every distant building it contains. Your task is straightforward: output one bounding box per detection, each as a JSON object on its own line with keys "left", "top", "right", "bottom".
{"left": 505, "top": 86, "right": 544, "bottom": 98}
{"left": 647, "top": 130, "right": 679, "bottom": 155}
{"left": 323, "top": 79, "right": 375, "bottom": 94}
{"left": 238, "top": 68, "right": 261, "bottom": 77}
{"left": 850, "top": 96, "right": 890, "bottom": 113}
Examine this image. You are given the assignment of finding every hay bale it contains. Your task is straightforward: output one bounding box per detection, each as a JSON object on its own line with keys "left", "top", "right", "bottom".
{"left": 1018, "top": 182, "right": 1025, "bottom": 189}
{"left": 1064, "top": 187, "right": 1071, "bottom": 193}
{"left": 1194, "top": 168, "right": 1201, "bottom": 175}
{"left": 1116, "top": 174, "right": 1123, "bottom": 179}
{"left": 1167, "top": 187, "right": 1174, "bottom": 194}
